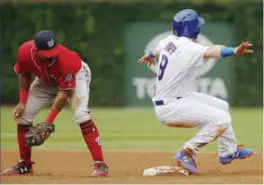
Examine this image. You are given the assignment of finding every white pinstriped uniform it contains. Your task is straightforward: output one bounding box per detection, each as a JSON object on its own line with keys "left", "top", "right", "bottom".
{"left": 152, "top": 35, "right": 237, "bottom": 157}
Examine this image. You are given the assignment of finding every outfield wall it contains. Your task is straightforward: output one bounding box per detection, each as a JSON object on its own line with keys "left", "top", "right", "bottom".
{"left": 0, "top": 1, "right": 262, "bottom": 106}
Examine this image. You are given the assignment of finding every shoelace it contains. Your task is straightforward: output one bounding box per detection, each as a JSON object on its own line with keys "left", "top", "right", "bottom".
{"left": 231, "top": 145, "right": 244, "bottom": 157}
{"left": 231, "top": 152, "right": 240, "bottom": 157}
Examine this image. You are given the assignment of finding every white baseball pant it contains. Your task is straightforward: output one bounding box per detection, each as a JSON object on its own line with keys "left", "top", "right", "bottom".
{"left": 153, "top": 92, "right": 238, "bottom": 157}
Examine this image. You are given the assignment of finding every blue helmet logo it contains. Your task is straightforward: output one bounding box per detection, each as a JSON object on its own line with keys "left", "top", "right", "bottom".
{"left": 172, "top": 9, "right": 205, "bottom": 38}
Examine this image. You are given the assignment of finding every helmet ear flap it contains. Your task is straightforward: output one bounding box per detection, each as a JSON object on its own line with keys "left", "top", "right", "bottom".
{"left": 173, "top": 20, "right": 184, "bottom": 36}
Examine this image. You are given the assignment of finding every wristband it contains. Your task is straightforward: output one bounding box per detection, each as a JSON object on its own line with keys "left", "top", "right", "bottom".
{"left": 46, "top": 108, "right": 59, "bottom": 123}
{"left": 147, "top": 51, "right": 156, "bottom": 58}
{"left": 19, "top": 89, "right": 29, "bottom": 104}
{"left": 220, "top": 47, "right": 235, "bottom": 57}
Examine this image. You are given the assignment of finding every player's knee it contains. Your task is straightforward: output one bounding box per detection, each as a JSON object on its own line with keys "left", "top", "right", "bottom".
{"left": 223, "top": 112, "right": 231, "bottom": 127}
{"left": 73, "top": 110, "right": 91, "bottom": 124}
{"left": 212, "top": 111, "right": 231, "bottom": 131}
{"left": 214, "top": 123, "right": 230, "bottom": 140}
{"left": 216, "top": 111, "right": 231, "bottom": 126}
{"left": 213, "top": 112, "right": 231, "bottom": 136}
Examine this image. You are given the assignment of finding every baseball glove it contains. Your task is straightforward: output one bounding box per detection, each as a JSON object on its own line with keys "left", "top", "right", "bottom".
{"left": 25, "top": 122, "right": 55, "bottom": 146}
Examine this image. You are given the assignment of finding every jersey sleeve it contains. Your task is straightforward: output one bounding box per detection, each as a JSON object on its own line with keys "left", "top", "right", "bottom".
{"left": 155, "top": 37, "right": 169, "bottom": 53}
{"left": 56, "top": 73, "right": 76, "bottom": 90}
{"left": 56, "top": 51, "right": 82, "bottom": 90}
{"left": 189, "top": 42, "right": 209, "bottom": 66}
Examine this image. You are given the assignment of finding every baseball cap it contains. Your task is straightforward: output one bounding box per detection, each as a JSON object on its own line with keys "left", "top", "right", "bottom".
{"left": 34, "top": 30, "right": 59, "bottom": 58}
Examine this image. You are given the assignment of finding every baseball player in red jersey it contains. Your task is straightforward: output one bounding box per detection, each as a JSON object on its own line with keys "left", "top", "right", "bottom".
{"left": 3, "top": 30, "right": 108, "bottom": 177}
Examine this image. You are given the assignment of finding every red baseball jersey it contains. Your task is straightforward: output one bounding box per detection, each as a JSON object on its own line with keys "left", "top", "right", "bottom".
{"left": 14, "top": 40, "right": 82, "bottom": 90}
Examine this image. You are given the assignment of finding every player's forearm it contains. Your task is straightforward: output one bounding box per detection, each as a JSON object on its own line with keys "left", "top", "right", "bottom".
{"left": 18, "top": 74, "right": 31, "bottom": 104}
{"left": 203, "top": 45, "right": 237, "bottom": 59}
{"left": 46, "top": 90, "right": 72, "bottom": 123}
{"left": 52, "top": 90, "right": 71, "bottom": 111}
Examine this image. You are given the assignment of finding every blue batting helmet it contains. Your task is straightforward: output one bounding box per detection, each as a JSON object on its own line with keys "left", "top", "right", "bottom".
{"left": 172, "top": 9, "right": 205, "bottom": 38}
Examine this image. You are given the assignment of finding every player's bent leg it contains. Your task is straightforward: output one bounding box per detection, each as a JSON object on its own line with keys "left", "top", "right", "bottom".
{"left": 191, "top": 93, "right": 253, "bottom": 164}
{"left": 175, "top": 121, "right": 230, "bottom": 174}
{"left": 73, "top": 104, "right": 108, "bottom": 177}
{"left": 154, "top": 96, "right": 232, "bottom": 173}
{"left": 3, "top": 111, "right": 34, "bottom": 176}
{"left": 78, "top": 119, "right": 108, "bottom": 177}
{"left": 218, "top": 126, "right": 238, "bottom": 159}
{"left": 218, "top": 125, "right": 253, "bottom": 164}
{"left": 3, "top": 78, "right": 56, "bottom": 175}
{"left": 192, "top": 93, "right": 253, "bottom": 164}
{"left": 71, "top": 65, "right": 108, "bottom": 177}
{"left": 181, "top": 119, "right": 231, "bottom": 155}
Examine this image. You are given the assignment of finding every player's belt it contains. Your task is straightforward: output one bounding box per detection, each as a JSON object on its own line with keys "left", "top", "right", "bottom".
{"left": 154, "top": 97, "right": 182, "bottom": 106}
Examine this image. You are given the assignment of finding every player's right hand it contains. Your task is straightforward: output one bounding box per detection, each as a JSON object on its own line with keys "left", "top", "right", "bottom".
{"left": 138, "top": 55, "right": 155, "bottom": 66}
{"left": 138, "top": 55, "right": 156, "bottom": 66}
{"left": 13, "top": 103, "right": 26, "bottom": 121}
{"left": 235, "top": 42, "right": 254, "bottom": 55}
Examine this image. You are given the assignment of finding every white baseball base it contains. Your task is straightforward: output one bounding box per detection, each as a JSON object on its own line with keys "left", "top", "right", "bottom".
{"left": 143, "top": 165, "right": 189, "bottom": 176}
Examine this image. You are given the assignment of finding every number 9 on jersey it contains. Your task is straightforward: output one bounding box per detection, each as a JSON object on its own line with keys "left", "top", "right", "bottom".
{"left": 158, "top": 54, "right": 169, "bottom": 81}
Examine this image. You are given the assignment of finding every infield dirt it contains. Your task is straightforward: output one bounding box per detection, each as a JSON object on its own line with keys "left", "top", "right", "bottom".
{"left": 1, "top": 150, "right": 263, "bottom": 184}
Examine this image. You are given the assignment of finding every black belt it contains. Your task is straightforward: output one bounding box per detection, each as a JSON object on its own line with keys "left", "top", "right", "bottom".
{"left": 154, "top": 97, "right": 182, "bottom": 106}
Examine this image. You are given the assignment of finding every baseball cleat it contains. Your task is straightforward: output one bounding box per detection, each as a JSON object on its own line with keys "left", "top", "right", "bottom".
{"left": 91, "top": 161, "right": 108, "bottom": 177}
{"left": 175, "top": 151, "right": 198, "bottom": 174}
{"left": 3, "top": 160, "right": 34, "bottom": 175}
{"left": 219, "top": 145, "right": 253, "bottom": 165}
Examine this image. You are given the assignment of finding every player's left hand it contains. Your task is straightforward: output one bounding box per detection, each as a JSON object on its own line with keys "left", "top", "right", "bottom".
{"left": 25, "top": 122, "right": 55, "bottom": 146}
{"left": 138, "top": 55, "right": 155, "bottom": 66}
{"left": 235, "top": 42, "right": 254, "bottom": 55}
{"left": 13, "top": 103, "right": 26, "bottom": 121}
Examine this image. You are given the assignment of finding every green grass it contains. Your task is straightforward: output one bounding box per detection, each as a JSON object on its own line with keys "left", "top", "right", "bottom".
{"left": 1, "top": 106, "right": 263, "bottom": 152}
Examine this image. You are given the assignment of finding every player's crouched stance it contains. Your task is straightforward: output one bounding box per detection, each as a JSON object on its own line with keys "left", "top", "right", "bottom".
{"left": 138, "top": 9, "right": 253, "bottom": 174}
{"left": 3, "top": 30, "right": 108, "bottom": 177}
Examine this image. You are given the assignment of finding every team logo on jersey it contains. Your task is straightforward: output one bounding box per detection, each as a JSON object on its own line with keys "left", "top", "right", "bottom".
{"left": 47, "top": 39, "right": 55, "bottom": 48}
{"left": 63, "top": 73, "right": 74, "bottom": 83}
{"left": 144, "top": 31, "right": 216, "bottom": 77}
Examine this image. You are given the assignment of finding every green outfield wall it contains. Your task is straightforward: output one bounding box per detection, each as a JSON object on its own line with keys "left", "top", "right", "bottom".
{"left": 0, "top": 1, "right": 262, "bottom": 106}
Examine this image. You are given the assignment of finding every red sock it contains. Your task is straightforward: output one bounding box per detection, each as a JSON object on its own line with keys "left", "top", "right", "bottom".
{"left": 17, "top": 124, "right": 32, "bottom": 164}
{"left": 80, "top": 120, "right": 104, "bottom": 162}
